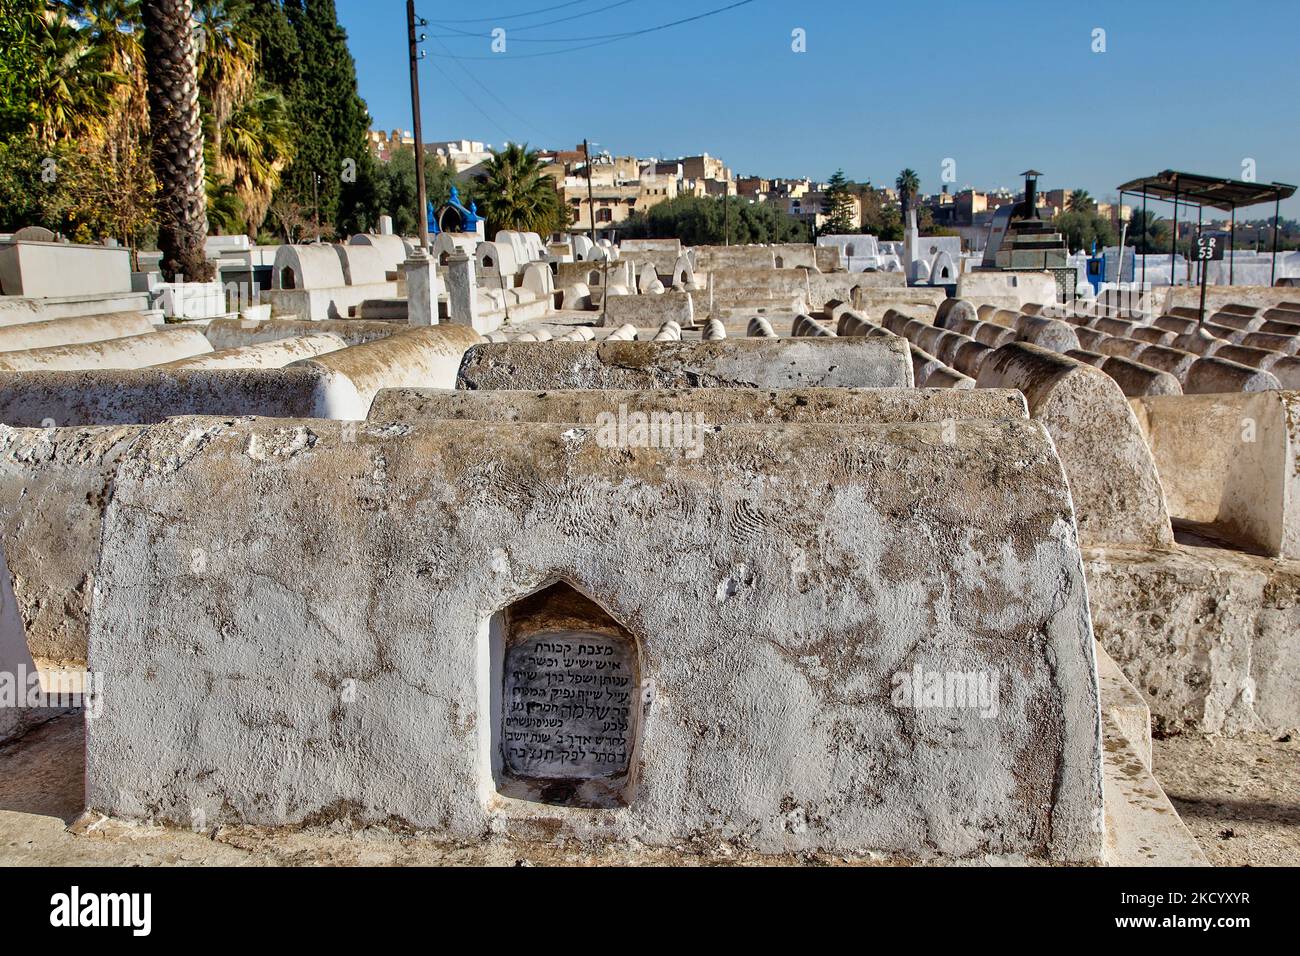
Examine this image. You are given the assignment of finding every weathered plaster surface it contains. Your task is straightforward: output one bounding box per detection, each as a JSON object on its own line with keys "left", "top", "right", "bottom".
{"left": 977, "top": 343, "right": 1174, "bottom": 549}
{"left": 369, "top": 387, "right": 1028, "bottom": 424}
{"left": 1131, "top": 391, "right": 1299, "bottom": 560}
{"left": 161, "top": 332, "right": 348, "bottom": 370}
{"left": 0, "top": 326, "right": 212, "bottom": 372}
{"left": 85, "top": 415, "right": 1102, "bottom": 861}
{"left": 0, "top": 424, "right": 148, "bottom": 663}
{"left": 0, "top": 368, "right": 336, "bottom": 426}
{"left": 205, "top": 318, "right": 403, "bottom": 351}
{"left": 1086, "top": 543, "right": 1300, "bottom": 736}
{"left": 0, "top": 311, "right": 154, "bottom": 353}
{"left": 457, "top": 339, "right": 915, "bottom": 390}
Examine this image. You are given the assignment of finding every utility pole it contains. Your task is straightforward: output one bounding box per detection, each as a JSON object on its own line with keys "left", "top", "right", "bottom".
{"left": 724, "top": 190, "right": 729, "bottom": 246}
{"left": 313, "top": 173, "right": 321, "bottom": 242}
{"left": 584, "top": 138, "right": 608, "bottom": 323}
{"left": 583, "top": 139, "right": 598, "bottom": 244}
{"left": 407, "top": 0, "right": 430, "bottom": 251}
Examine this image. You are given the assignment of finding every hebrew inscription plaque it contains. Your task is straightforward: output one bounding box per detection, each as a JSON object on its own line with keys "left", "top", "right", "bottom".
{"left": 502, "top": 630, "right": 635, "bottom": 780}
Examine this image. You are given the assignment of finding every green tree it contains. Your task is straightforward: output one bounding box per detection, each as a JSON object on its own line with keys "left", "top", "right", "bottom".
{"left": 2, "top": 0, "right": 301, "bottom": 250}
{"left": 194, "top": 1, "right": 254, "bottom": 127}
{"left": 67, "top": 136, "right": 157, "bottom": 251}
{"left": 373, "top": 146, "right": 458, "bottom": 237}
{"left": 28, "top": 6, "right": 126, "bottom": 146}
{"left": 72, "top": 1, "right": 151, "bottom": 172}
{"left": 819, "top": 169, "right": 856, "bottom": 236}
{"left": 471, "top": 142, "right": 562, "bottom": 236}
{"left": 1054, "top": 209, "right": 1116, "bottom": 253}
{"left": 0, "top": 0, "right": 45, "bottom": 137}
{"left": 281, "top": 0, "right": 373, "bottom": 235}
{"left": 141, "top": 0, "right": 213, "bottom": 280}
{"left": 244, "top": 0, "right": 301, "bottom": 93}
{"left": 0, "top": 137, "right": 75, "bottom": 231}
{"left": 618, "top": 195, "right": 806, "bottom": 246}
{"left": 218, "top": 83, "right": 294, "bottom": 233}
{"left": 895, "top": 168, "right": 920, "bottom": 226}
{"left": 854, "top": 185, "right": 902, "bottom": 240}
{"left": 1129, "top": 209, "right": 1169, "bottom": 254}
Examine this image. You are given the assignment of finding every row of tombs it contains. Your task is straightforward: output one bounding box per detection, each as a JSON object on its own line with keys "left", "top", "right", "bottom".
{"left": 0, "top": 284, "right": 1297, "bottom": 865}
{"left": 0, "top": 227, "right": 1029, "bottom": 335}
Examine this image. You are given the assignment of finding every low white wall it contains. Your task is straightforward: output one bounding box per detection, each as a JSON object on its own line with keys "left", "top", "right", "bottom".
{"left": 0, "top": 367, "right": 338, "bottom": 426}
{"left": 0, "top": 241, "right": 132, "bottom": 297}
{"left": 457, "top": 338, "right": 915, "bottom": 390}
{"left": 205, "top": 318, "right": 403, "bottom": 350}
{"left": 1131, "top": 391, "right": 1299, "bottom": 560}
{"left": 0, "top": 292, "right": 152, "bottom": 328}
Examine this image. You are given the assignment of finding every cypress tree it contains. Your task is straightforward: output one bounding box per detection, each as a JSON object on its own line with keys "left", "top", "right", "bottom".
{"left": 820, "top": 170, "right": 857, "bottom": 236}
{"left": 282, "top": 0, "right": 373, "bottom": 235}
{"left": 244, "top": 0, "right": 302, "bottom": 96}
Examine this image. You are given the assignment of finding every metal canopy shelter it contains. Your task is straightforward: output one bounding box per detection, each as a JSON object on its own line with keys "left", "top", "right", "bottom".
{"left": 1114, "top": 170, "right": 1296, "bottom": 288}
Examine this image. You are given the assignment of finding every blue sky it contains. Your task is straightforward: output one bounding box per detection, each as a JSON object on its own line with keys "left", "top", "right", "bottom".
{"left": 337, "top": 0, "right": 1300, "bottom": 216}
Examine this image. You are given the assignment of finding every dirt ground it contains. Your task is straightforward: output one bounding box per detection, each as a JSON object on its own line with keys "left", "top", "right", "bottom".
{"left": 1152, "top": 728, "right": 1300, "bottom": 867}
{"left": 0, "top": 715, "right": 884, "bottom": 867}
{"left": 1, "top": 714, "right": 1295, "bottom": 867}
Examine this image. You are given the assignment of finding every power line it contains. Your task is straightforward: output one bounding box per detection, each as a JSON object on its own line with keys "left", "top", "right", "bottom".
{"left": 421, "top": 51, "right": 514, "bottom": 141}
{"left": 424, "top": 0, "right": 604, "bottom": 25}
{"left": 426, "top": 33, "right": 549, "bottom": 140}
{"left": 423, "top": 0, "right": 758, "bottom": 60}
{"left": 430, "top": 0, "right": 638, "bottom": 37}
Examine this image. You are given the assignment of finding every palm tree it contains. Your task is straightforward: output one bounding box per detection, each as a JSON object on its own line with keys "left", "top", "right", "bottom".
{"left": 219, "top": 83, "right": 294, "bottom": 234}
{"left": 29, "top": 7, "right": 125, "bottom": 146}
{"left": 78, "top": 0, "right": 148, "bottom": 136}
{"left": 1068, "top": 189, "right": 1095, "bottom": 214}
{"left": 141, "top": 0, "right": 213, "bottom": 280}
{"left": 204, "top": 141, "right": 242, "bottom": 233}
{"left": 0, "top": 0, "right": 43, "bottom": 136}
{"left": 1129, "top": 210, "right": 1168, "bottom": 255}
{"left": 473, "top": 142, "right": 562, "bottom": 236}
{"left": 895, "top": 168, "right": 920, "bottom": 226}
{"left": 193, "top": 0, "right": 254, "bottom": 132}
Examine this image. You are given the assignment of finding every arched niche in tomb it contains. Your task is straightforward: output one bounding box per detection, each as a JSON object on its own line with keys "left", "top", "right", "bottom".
{"left": 280, "top": 266, "right": 297, "bottom": 290}
{"left": 775, "top": 255, "right": 785, "bottom": 268}
{"left": 932, "top": 250, "right": 956, "bottom": 282}
{"left": 484, "top": 579, "right": 642, "bottom": 809}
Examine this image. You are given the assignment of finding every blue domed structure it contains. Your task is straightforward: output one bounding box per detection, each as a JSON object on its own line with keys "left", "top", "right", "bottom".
{"left": 430, "top": 186, "right": 484, "bottom": 235}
